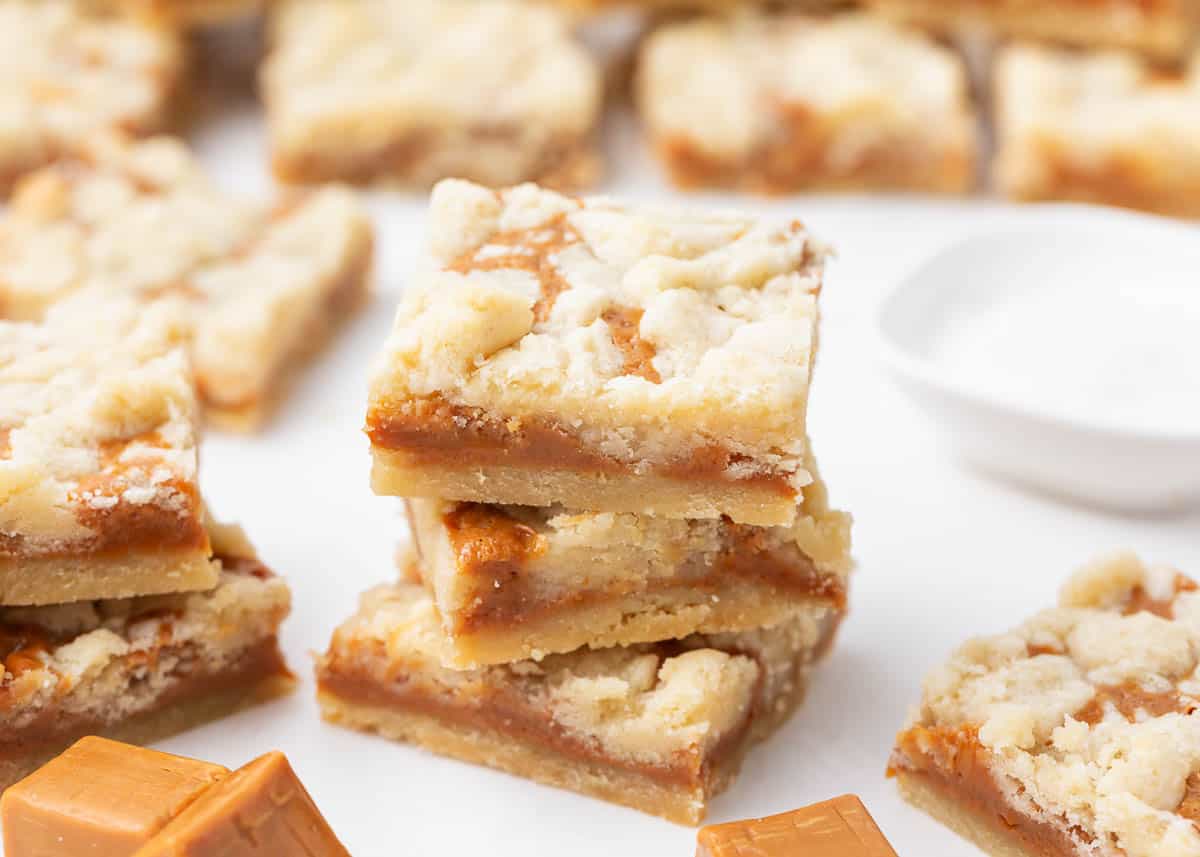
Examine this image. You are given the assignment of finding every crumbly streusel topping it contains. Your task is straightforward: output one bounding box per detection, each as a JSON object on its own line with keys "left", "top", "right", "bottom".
{"left": 0, "top": 135, "right": 370, "bottom": 404}
{"left": 328, "top": 582, "right": 824, "bottom": 762}
{"left": 997, "top": 45, "right": 1200, "bottom": 153}
{"left": 0, "top": 523, "right": 291, "bottom": 719}
{"left": 0, "top": 296, "right": 199, "bottom": 548}
{"left": 638, "top": 12, "right": 974, "bottom": 161}
{"left": 263, "top": 0, "right": 600, "bottom": 147}
{"left": 0, "top": 1, "right": 181, "bottom": 171}
{"left": 899, "top": 553, "right": 1200, "bottom": 857}
{"left": 370, "top": 179, "right": 824, "bottom": 473}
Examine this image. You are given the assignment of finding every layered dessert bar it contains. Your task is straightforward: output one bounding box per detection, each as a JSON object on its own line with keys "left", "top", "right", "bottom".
{"left": 262, "top": 0, "right": 603, "bottom": 189}
{"left": 404, "top": 463, "right": 851, "bottom": 667}
{"left": 890, "top": 552, "right": 1200, "bottom": 857}
{"left": 0, "top": 522, "right": 293, "bottom": 792}
{"left": 0, "top": 135, "right": 374, "bottom": 428}
{"left": 0, "top": 297, "right": 215, "bottom": 606}
{"left": 0, "top": 1, "right": 183, "bottom": 195}
{"left": 864, "top": 0, "right": 1198, "bottom": 62}
{"left": 993, "top": 44, "right": 1200, "bottom": 219}
{"left": 316, "top": 581, "right": 841, "bottom": 824}
{"left": 637, "top": 13, "right": 977, "bottom": 194}
{"left": 367, "top": 179, "right": 825, "bottom": 526}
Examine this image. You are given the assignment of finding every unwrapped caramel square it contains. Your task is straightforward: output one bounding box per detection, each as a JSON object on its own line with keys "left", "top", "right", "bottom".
{"left": 0, "top": 737, "right": 229, "bottom": 856}
{"left": 697, "top": 795, "right": 897, "bottom": 857}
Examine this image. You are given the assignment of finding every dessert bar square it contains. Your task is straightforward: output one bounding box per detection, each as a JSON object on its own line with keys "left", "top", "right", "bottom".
{"left": 994, "top": 44, "right": 1200, "bottom": 219}
{"left": 0, "top": 1, "right": 183, "bottom": 195}
{"left": 404, "top": 463, "right": 851, "bottom": 667}
{"left": 367, "top": 179, "right": 825, "bottom": 526}
{"left": 0, "top": 135, "right": 373, "bottom": 428}
{"left": 865, "top": 0, "right": 1198, "bottom": 62}
{"left": 890, "top": 552, "right": 1200, "bottom": 857}
{"left": 0, "top": 522, "right": 293, "bottom": 792}
{"left": 316, "top": 581, "right": 840, "bottom": 825}
{"left": 262, "top": 0, "right": 603, "bottom": 189}
{"left": 0, "top": 297, "right": 216, "bottom": 606}
{"left": 637, "top": 13, "right": 977, "bottom": 194}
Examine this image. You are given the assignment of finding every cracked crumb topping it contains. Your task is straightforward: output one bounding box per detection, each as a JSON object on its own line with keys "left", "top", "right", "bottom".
{"left": 0, "top": 135, "right": 372, "bottom": 410}
{"left": 0, "top": 296, "right": 200, "bottom": 551}
{"left": 996, "top": 44, "right": 1200, "bottom": 156}
{"left": 896, "top": 553, "right": 1200, "bottom": 857}
{"left": 0, "top": 1, "right": 182, "bottom": 182}
{"left": 369, "top": 179, "right": 824, "bottom": 479}
{"left": 638, "top": 12, "right": 974, "bottom": 162}
{"left": 262, "top": 0, "right": 601, "bottom": 155}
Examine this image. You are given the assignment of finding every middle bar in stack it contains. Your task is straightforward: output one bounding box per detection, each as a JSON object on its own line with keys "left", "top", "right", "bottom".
{"left": 320, "top": 178, "right": 850, "bottom": 824}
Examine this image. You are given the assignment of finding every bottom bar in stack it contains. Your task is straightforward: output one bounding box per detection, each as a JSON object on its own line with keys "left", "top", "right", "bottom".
{"left": 0, "top": 523, "right": 293, "bottom": 791}
{"left": 316, "top": 580, "right": 842, "bottom": 825}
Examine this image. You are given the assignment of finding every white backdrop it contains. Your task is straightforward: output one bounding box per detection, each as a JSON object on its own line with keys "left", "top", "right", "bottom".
{"left": 129, "top": 89, "right": 1200, "bottom": 857}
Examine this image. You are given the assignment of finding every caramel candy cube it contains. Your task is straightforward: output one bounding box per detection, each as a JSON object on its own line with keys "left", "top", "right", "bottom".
{"left": 1, "top": 737, "right": 230, "bottom": 857}
{"left": 697, "top": 795, "right": 897, "bottom": 857}
{"left": 133, "top": 752, "right": 350, "bottom": 857}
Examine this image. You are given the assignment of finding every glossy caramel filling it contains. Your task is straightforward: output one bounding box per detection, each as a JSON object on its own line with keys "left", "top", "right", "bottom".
{"left": 889, "top": 727, "right": 1094, "bottom": 857}
{"left": 317, "top": 649, "right": 755, "bottom": 790}
{"left": 439, "top": 503, "right": 843, "bottom": 632}
{"left": 368, "top": 397, "right": 794, "bottom": 495}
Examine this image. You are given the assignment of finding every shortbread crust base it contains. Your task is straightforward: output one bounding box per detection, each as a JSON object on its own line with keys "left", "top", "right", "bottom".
{"left": 371, "top": 451, "right": 798, "bottom": 527}
{"left": 656, "top": 136, "right": 976, "bottom": 196}
{"left": 894, "top": 770, "right": 1044, "bottom": 857}
{"left": 431, "top": 584, "right": 836, "bottom": 670}
{"left": 272, "top": 134, "right": 600, "bottom": 192}
{"left": 0, "top": 551, "right": 217, "bottom": 607}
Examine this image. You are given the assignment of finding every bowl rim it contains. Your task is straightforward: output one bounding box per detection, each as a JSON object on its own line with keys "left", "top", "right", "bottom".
{"left": 874, "top": 206, "right": 1200, "bottom": 446}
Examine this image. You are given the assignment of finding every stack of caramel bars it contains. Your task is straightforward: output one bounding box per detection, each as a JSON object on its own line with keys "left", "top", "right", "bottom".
{"left": 0, "top": 296, "right": 294, "bottom": 792}
{"left": 316, "top": 178, "right": 853, "bottom": 825}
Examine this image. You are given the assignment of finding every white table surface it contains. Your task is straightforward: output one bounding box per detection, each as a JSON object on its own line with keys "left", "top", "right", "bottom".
{"left": 125, "top": 83, "right": 1200, "bottom": 857}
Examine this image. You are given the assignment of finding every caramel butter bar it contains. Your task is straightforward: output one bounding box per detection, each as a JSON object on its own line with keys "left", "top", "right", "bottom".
{"left": 367, "top": 179, "right": 825, "bottom": 526}
{"left": 0, "top": 297, "right": 215, "bottom": 606}
{"left": 404, "top": 462, "right": 851, "bottom": 667}
{"left": 0, "top": 1, "right": 183, "bottom": 196}
{"left": 696, "top": 795, "right": 898, "bottom": 857}
{"left": 890, "top": 553, "right": 1200, "bottom": 857}
{"left": 0, "top": 135, "right": 373, "bottom": 428}
{"left": 637, "top": 13, "right": 977, "bottom": 195}
{"left": 0, "top": 523, "right": 293, "bottom": 792}
{"left": 262, "top": 0, "right": 602, "bottom": 190}
{"left": 994, "top": 44, "right": 1200, "bottom": 219}
{"left": 316, "top": 581, "right": 841, "bottom": 825}
{"left": 865, "top": 0, "right": 1198, "bottom": 62}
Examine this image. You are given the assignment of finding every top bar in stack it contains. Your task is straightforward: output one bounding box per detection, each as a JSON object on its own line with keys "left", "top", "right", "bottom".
{"left": 367, "top": 179, "right": 825, "bottom": 526}
{"left": 0, "top": 296, "right": 215, "bottom": 606}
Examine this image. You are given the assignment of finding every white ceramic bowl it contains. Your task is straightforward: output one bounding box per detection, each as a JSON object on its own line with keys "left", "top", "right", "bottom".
{"left": 876, "top": 206, "right": 1200, "bottom": 513}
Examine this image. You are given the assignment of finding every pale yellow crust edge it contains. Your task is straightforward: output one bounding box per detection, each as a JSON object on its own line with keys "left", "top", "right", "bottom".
{"left": 0, "top": 551, "right": 217, "bottom": 607}
{"left": 894, "top": 770, "right": 1048, "bottom": 857}
{"left": 430, "top": 585, "right": 836, "bottom": 669}
{"left": 317, "top": 691, "right": 712, "bottom": 824}
{"left": 370, "top": 451, "right": 798, "bottom": 527}
{"left": 0, "top": 672, "right": 295, "bottom": 793}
